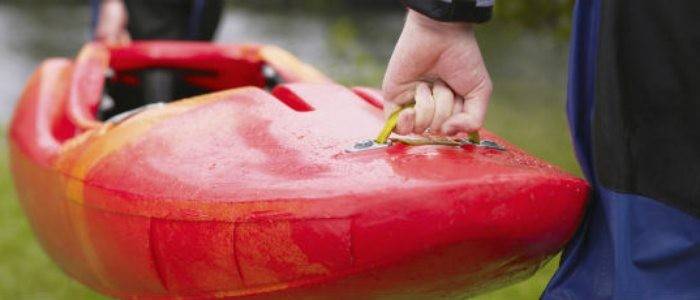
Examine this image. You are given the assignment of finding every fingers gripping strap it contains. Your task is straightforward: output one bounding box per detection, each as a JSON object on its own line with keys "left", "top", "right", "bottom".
{"left": 375, "top": 103, "right": 481, "bottom": 145}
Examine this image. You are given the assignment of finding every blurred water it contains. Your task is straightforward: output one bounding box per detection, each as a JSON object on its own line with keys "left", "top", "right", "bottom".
{"left": 0, "top": 3, "right": 403, "bottom": 122}
{"left": 0, "top": 4, "right": 89, "bottom": 122}
{"left": 0, "top": 2, "right": 567, "bottom": 123}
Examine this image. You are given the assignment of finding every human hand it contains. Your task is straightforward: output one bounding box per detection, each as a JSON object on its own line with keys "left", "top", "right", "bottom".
{"left": 94, "top": 0, "right": 131, "bottom": 46}
{"left": 382, "top": 10, "right": 492, "bottom": 136}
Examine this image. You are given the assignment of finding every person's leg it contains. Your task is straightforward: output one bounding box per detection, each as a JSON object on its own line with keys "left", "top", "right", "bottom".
{"left": 545, "top": 191, "right": 700, "bottom": 299}
{"left": 124, "top": 0, "right": 190, "bottom": 40}
{"left": 543, "top": 0, "right": 700, "bottom": 299}
{"left": 124, "top": 0, "right": 223, "bottom": 40}
{"left": 173, "top": 0, "right": 225, "bottom": 101}
{"left": 103, "top": 0, "right": 224, "bottom": 119}
{"left": 123, "top": 0, "right": 191, "bottom": 109}
{"left": 186, "top": 0, "right": 224, "bottom": 41}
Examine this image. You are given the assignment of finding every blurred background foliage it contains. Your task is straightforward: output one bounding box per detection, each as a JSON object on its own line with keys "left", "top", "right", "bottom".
{"left": 495, "top": 0, "right": 574, "bottom": 36}
{"left": 3, "top": 0, "right": 575, "bottom": 35}
{"left": 234, "top": 0, "right": 574, "bottom": 33}
{"left": 210, "top": 0, "right": 575, "bottom": 44}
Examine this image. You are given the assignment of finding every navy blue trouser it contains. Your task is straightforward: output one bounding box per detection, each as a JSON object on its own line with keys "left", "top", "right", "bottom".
{"left": 542, "top": 1, "right": 700, "bottom": 299}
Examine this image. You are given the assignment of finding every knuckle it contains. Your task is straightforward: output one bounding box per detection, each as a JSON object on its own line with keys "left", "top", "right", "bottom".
{"left": 483, "top": 78, "right": 493, "bottom": 94}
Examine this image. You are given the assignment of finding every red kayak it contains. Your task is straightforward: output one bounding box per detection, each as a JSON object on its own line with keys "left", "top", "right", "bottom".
{"left": 9, "top": 42, "right": 588, "bottom": 299}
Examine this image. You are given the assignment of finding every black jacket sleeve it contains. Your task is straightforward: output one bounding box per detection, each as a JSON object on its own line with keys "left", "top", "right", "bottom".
{"left": 401, "top": 0, "right": 494, "bottom": 23}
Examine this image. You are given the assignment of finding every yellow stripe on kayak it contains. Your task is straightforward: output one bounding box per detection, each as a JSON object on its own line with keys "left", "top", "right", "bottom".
{"left": 59, "top": 89, "right": 245, "bottom": 205}
{"left": 65, "top": 201, "right": 114, "bottom": 292}
{"left": 259, "top": 46, "right": 332, "bottom": 84}
{"left": 56, "top": 88, "right": 254, "bottom": 296}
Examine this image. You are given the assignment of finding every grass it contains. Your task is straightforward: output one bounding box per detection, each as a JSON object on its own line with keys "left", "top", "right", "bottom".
{"left": 0, "top": 137, "right": 103, "bottom": 299}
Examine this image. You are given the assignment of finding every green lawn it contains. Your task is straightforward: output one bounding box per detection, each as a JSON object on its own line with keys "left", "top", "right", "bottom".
{"left": 0, "top": 138, "right": 103, "bottom": 299}
{"left": 0, "top": 79, "right": 580, "bottom": 299}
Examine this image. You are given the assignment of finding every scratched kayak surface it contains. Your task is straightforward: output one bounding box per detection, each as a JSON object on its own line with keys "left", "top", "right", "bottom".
{"left": 8, "top": 42, "right": 588, "bottom": 299}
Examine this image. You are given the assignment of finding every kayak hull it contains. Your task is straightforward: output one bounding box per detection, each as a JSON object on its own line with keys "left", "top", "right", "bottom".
{"left": 9, "top": 42, "right": 588, "bottom": 299}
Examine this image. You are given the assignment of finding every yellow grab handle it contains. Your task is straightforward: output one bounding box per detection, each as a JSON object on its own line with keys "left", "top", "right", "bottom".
{"left": 375, "top": 103, "right": 481, "bottom": 145}
{"left": 375, "top": 103, "right": 414, "bottom": 144}
{"left": 468, "top": 131, "right": 481, "bottom": 144}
